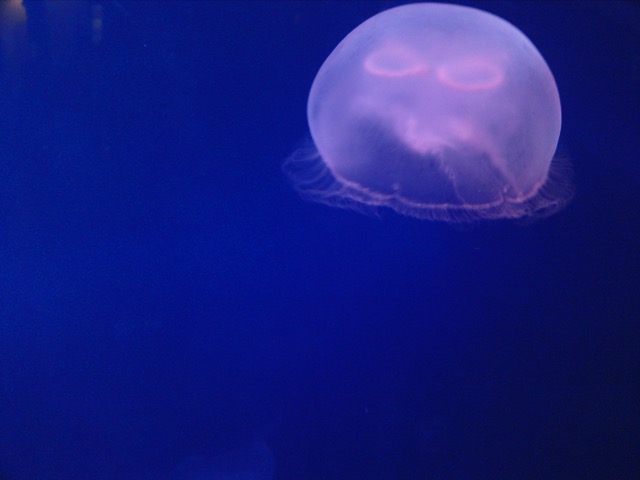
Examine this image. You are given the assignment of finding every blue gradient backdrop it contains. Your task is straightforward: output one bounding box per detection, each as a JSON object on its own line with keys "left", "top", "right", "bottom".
{"left": 1, "top": 2, "right": 639, "bottom": 479}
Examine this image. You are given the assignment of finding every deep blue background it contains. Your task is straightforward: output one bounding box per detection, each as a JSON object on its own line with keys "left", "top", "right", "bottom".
{"left": 1, "top": 1, "right": 639, "bottom": 479}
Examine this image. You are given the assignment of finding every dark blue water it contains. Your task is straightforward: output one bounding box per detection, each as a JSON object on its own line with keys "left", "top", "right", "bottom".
{"left": 1, "top": 1, "right": 638, "bottom": 479}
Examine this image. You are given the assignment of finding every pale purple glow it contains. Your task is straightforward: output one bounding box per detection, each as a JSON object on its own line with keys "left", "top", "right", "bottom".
{"left": 285, "top": 3, "right": 571, "bottom": 222}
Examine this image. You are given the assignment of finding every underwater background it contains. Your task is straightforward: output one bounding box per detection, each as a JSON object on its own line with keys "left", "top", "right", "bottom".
{"left": 1, "top": 1, "right": 639, "bottom": 479}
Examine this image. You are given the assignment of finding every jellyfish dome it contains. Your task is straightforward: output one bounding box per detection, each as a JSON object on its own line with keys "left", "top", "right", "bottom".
{"left": 286, "top": 3, "right": 572, "bottom": 221}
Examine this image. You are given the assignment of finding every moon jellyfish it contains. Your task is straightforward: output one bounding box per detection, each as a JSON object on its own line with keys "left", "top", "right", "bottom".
{"left": 284, "top": 3, "right": 572, "bottom": 221}
{"left": 171, "top": 441, "right": 274, "bottom": 480}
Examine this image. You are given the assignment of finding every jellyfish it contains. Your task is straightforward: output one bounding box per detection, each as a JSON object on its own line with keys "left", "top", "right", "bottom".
{"left": 284, "top": 3, "right": 572, "bottom": 222}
